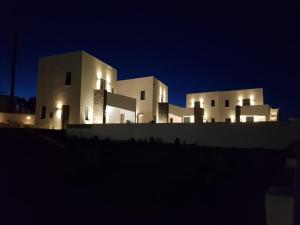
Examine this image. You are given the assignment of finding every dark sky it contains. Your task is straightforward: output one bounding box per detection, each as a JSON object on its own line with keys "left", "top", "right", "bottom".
{"left": 0, "top": 0, "right": 300, "bottom": 119}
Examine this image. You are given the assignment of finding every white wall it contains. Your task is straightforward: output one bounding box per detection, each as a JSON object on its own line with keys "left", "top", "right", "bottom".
{"left": 106, "top": 106, "right": 135, "bottom": 124}
{"left": 81, "top": 51, "right": 118, "bottom": 124}
{"left": 169, "top": 114, "right": 182, "bottom": 123}
{"left": 36, "top": 51, "right": 82, "bottom": 129}
{"left": 67, "top": 122, "right": 300, "bottom": 149}
{"left": 186, "top": 88, "right": 264, "bottom": 122}
{"left": 0, "top": 112, "right": 35, "bottom": 126}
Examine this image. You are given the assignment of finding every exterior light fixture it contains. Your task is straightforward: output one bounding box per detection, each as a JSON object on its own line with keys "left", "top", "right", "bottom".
{"left": 26, "top": 116, "right": 31, "bottom": 120}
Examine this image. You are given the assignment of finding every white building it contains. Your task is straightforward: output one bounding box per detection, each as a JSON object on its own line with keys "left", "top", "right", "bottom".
{"left": 35, "top": 51, "right": 279, "bottom": 129}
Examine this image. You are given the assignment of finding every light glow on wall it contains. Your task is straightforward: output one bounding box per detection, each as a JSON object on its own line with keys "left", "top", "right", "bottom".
{"left": 106, "top": 75, "right": 111, "bottom": 84}
{"left": 56, "top": 102, "right": 62, "bottom": 119}
{"left": 240, "top": 115, "right": 266, "bottom": 122}
{"left": 238, "top": 96, "right": 243, "bottom": 106}
{"left": 250, "top": 95, "right": 255, "bottom": 105}
{"left": 204, "top": 112, "right": 208, "bottom": 122}
{"left": 96, "top": 72, "right": 102, "bottom": 80}
{"left": 96, "top": 79, "right": 101, "bottom": 90}
{"left": 200, "top": 98, "right": 204, "bottom": 108}
{"left": 230, "top": 115, "right": 235, "bottom": 123}
{"left": 191, "top": 99, "right": 195, "bottom": 107}
{"left": 26, "top": 116, "right": 31, "bottom": 120}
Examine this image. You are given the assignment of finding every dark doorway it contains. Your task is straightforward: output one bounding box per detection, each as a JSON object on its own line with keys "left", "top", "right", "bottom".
{"left": 62, "top": 105, "right": 70, "bottom": 129}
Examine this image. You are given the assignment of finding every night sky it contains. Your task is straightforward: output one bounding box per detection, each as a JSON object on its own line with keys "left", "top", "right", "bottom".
{"left": 0, "top": 0, "right": 299, "bottom": 119}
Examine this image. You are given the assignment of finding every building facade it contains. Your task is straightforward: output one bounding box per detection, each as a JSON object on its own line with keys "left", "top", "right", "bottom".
{"left": 35, "top": 51, "right": 279, "bottom": 129}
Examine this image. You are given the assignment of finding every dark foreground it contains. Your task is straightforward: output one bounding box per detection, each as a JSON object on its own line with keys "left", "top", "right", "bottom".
{"left": 0, "top": 128, "right": 290, "bottom": 225}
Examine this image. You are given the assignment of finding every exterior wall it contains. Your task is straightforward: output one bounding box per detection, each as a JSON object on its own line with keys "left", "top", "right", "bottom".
{"left": 186, "top": 88, "right": 264, "bottom": 122}
{"left": 116, "top": 76, "right": 153, "bottom": 123}
{"left": 106, "top": 106, "right": 135, "bottom": 123}
{"left": 106, "top": 92, "right": 136, "bottom": 112}
{"left": 80, "top": 52, "right": 117, "bottom": 124}
{"left": 67, "top": 122, "right": 300, "bottom": 149}
{"left": 36, "top": 51, "right": 82, "bottom": 129}
{"left": 169, "top": 114, "right": 182, "bottom": 123}
{"left": 0, "top": 112, "right": 35, "bottom": 126}
{"left": 153, "top": 77, "right": 168, "bottom": 122}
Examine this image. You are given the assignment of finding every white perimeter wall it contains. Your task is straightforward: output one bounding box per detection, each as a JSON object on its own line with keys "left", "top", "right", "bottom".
{"left": 67, "top": 122, "right": 300, "bottom": 149}
{"left": 0, "top": 112, "right": 35, "bottom": 125}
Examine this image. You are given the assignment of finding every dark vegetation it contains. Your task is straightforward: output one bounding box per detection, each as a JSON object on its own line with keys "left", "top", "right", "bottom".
{"left": 0, "top": 128, "right": 290, "bottom": 225}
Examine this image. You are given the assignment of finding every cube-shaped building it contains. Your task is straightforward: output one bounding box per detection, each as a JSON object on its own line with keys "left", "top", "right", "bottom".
{"left": 36, "top": 51, "right": 279, "bottom": 129}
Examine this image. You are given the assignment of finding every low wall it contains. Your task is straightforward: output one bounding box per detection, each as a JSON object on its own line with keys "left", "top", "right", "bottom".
{"left": 0, "top": 112, "right": 35, "bottom": 127}
{"left": 67, "top": 122, "right": 300, "bottom": 149}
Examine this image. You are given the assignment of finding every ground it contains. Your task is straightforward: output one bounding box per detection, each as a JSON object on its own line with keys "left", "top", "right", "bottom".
{"left": 0, "top": 128, "right": 289, "bottom": 225}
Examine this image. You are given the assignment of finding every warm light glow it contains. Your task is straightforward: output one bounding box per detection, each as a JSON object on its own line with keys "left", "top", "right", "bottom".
{"left": 96, "top": 79, "right": 100, "bottom": 90}
{"left": 250, "top": 95, "right": 255, "bottom": 105}
{"left": 106, "top": 75, "right": 111, "bottom": 84}
{"left": 191, "top": 99, "right": 195, "bottom": 107}
{"left": 238, "top": 96, "right": 243, "bottom": 106}
{"left": 26, "top": 116, "right": 31, "bottom": 120}
{"left": 96, "top": 72, "right": 102, "bottom": 80}
{"left": 204, "top": 113, "right": 208, "bottom": 122}
{"left": 57, "top": 102, "right": 62, "bottom": 109}
{"left": 240, "top": 115, "right": 266, "bottom": 122}
{"left": 56, "top": 102, "right": 62, "bottom": 118}
{"left": 56, "top": 110, "right": 62, "bottom": 118}
{"left": 230, "top": 115, "right": 235, "bottom": 123}
{"left": 200, "top": 98, "right": 204, "bottom": 108}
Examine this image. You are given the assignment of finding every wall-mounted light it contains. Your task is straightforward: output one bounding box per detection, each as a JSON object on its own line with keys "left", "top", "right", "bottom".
{"left": 26, "top": 116, "right": 31, "bottom": 120}
{"left": 56, "top": 102, "right": 62, "bottom": 118}
{"left": 96, "top": 72, "right": 102, "bottom": 80}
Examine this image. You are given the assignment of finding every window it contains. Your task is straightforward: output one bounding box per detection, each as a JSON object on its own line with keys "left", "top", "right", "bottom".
{"left": 85, "top": 107, "right": 89, "bottom": 120}
{"left": 50, "top": 112, "right": 54, "bottom": 118}
{"left": 211, "top": 100, "right": 215, "bottom": 107}
{"left": 183, "top": 117, "right": 191, "bottom": 123}
{"left": 41, "top": 106, "right": 46, "bottom": 119}
{"left": 170, "top": 118, "right": 173, "bottom": 123}
{"left": 65, "top": 72, "right": 71, "bottom": 85}
{"left": 225, "top": 100, "right": 230, "bottom": 107}
{"left": 243, "top": 98, "right": 250, "bottom": 106}
{"left": 225, "top": 118, "right": 231, "bottom": 123}
{"left": 140, "top": 90, "right": 145, "bottom": 100}
{"left": 211, "top": 118, "right": 215, "bottom": 123}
